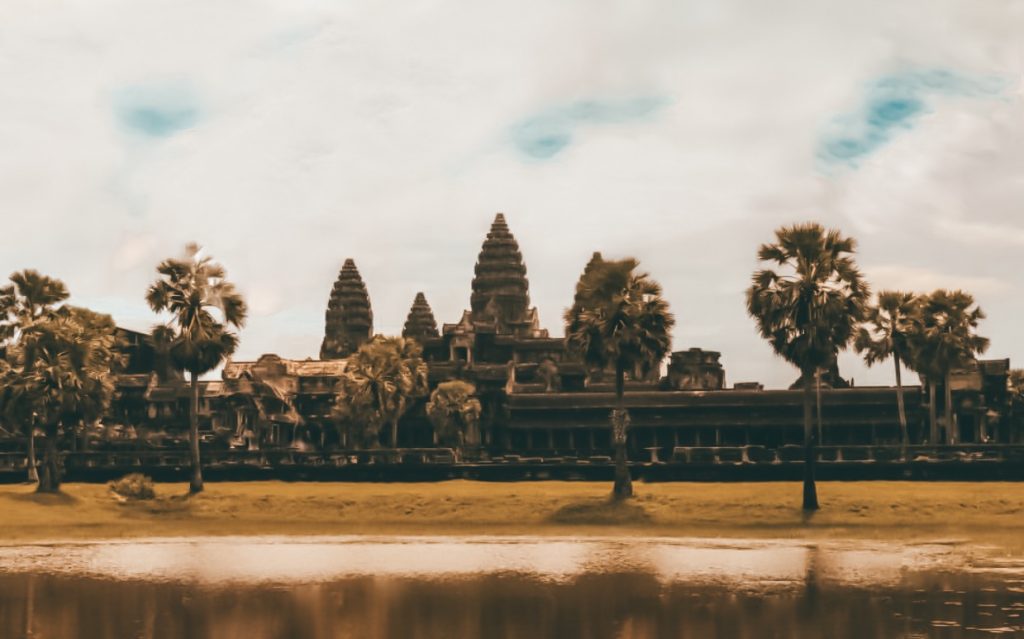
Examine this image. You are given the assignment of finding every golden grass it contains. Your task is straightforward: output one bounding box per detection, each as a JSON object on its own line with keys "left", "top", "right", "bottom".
{"left": 0, "top": 480, "right": 1021, "bottom": 548}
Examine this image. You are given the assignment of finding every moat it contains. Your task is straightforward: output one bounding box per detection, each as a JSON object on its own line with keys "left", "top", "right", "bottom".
{"left": 0, "top": 536, "right": 1022, "bottom": 638}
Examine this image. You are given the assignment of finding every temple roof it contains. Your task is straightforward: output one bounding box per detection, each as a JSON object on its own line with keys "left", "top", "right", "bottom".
{"left": 320, "top": 258, "right": 373, "bottom": 359}
{"left": 402, "top": 292, "right": 440, "bottom": 341}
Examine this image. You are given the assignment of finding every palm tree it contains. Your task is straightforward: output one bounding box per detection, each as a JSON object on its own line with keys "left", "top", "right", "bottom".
{"left": 0, "top": 270, "right": 70, "bottom": 483}
{"left": 426, "top": 380, "right": 482, "bottom": 450}
{"left": 907, "top": 290, "right": 989, "bottom": 445}
{"left": 565, "top": 258, "right": 674, "bottom": 500}
{"left": 146, "top": 244, "right": 247, "bottom": 494}
{"left": 335, "top": 336, "right": 428, "bottom": 449}
{"left": 855, "top": 291, "right": 919, "bottom": 458}
{"left": 746, "top": 223, "right": 869, "bottom": 511}
{"left": 19, "top": 307, "right": 121, "bottom": 493}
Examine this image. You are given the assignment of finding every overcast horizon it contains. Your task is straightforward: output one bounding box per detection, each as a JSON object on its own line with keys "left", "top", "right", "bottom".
{"left": 2, "top": 0, "right": 1023, "bottom": 388}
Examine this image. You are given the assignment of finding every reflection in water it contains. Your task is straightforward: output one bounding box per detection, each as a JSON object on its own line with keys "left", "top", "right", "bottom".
{"left": 0, "top": 537, "right": 1021, "bottom": 638}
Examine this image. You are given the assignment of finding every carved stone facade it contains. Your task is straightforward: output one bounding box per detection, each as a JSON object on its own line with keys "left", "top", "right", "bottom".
{"left": 667, "top": 349, "right": 725, "bottom": 391}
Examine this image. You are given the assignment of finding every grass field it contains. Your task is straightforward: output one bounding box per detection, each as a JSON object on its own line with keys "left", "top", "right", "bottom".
{"left": 1, "top": 480, "right": 1021, "bottom": 548}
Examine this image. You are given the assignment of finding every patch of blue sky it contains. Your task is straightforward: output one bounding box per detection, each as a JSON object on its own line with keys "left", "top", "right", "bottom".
{"left": 510, "top": 96, "right": 669, "bottom": 160}
{"left": 817, "top": 68, "right": 1005, "bottom": 169}
{"left": 114, "top": 81, "right": 201, "bottom": 138}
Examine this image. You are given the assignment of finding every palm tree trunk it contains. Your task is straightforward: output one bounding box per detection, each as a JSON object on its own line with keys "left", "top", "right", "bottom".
{"left": 815, "top": 367, "right": 823, "bottom": 444}
{"left": 391, "top": 417, "right": 399, "bottom": 449}
{"left": 36, "top": 423, "right": 60, "bottom": 493}
{"left": 189, "top": 371, "right": 203, "bottom": 494}
{"left": 894, "top": 355, "right": 908, "bottom": 459}
{"left": 928, "top": 381, "right": 938, "bottom": 444}
{"left": 26, "top": 426, "right": 38, "bottom": 484}
{"left": 612, "top": 361, "right": 633, "bottom": 500}
{"left": 802, "top": 371, "right": 819, "bottom": 511}
{"left": 944, "top": 371, "right": 956, "bottom": 445}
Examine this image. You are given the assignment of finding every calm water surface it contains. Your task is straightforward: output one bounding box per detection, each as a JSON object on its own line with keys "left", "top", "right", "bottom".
{"left": 0, "top": 536, "right": 1022, "bottom": 638}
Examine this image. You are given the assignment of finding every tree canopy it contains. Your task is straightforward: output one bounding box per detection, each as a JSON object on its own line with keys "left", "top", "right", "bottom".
{"left": 907, "top": 289, "right": 989, "bottom": 381}
{"left": 145, "top": 243, "right": 247, "bottom": 376}
{"left": 426, "top": 380, "right": 482, "bottom": 448}
{"left": 334, "top": 335, "right": 429, "bottom": 448}
{"left": 746, "top": 222, "right": 869, "bottom": 376}
{"left": 13, "top": 306, "right": 122, "bottom": 492}
{"left": 564, "top": 257, "right": 674, "bottom": 387}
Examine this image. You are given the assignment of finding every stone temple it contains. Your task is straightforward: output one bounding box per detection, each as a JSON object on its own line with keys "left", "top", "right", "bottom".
{"left": 86, "top": 213, "right": 1020, "bottom": 466}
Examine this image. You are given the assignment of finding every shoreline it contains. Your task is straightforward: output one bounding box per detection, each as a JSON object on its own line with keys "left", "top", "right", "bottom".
{"left": 1, "top": 480, "right": 1021, "bottom": 551}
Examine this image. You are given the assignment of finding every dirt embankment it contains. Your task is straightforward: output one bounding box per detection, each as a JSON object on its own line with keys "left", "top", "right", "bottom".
{"left": 1, "top": 480, "right": 1021, "bottom": 549}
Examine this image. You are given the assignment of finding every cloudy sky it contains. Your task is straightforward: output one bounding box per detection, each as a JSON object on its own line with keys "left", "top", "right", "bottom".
{"left": 2, "top": 0, "right": 1022, "bottom": 388}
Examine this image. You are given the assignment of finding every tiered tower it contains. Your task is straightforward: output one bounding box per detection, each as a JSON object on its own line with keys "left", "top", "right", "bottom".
{"left": 570, "top": 252, "right": 604, "bottom": 307}
{"left": 320, "top": 258, "right": 373, "bottom": 359}
{"left": 470, "top": 213, "right": 532, "bottom": 332}
{"left": 402, "top": 292, "right": 439, "bottom": 342}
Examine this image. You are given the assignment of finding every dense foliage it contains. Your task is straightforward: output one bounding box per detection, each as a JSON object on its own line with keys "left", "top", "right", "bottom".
{"left": 334, "top": 336, "right": 429, "bottom": 448}
{"left": 426, "top": 380, "right": 482, "bottom": 449}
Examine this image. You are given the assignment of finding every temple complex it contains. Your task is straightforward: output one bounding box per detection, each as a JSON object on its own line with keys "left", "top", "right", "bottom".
{"left": 49, "top": 212, "right": 1023, "bottom": 470}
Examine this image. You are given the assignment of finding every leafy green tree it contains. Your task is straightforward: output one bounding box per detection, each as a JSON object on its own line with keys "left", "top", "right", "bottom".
{"left": 335, "top": 336, "right": 428, "bottom": 448}
{"left": 0, "top": 270, "right": 70, "bottom": 483}
{"left": 565, "top": 258, "right": 674, "bottom": 500}
{"left": 855, "top": 291, "right": 919, "bottom": 457}
{"left": 146, "top": 244, "right": 247, "bottom": 494}
{"left": 426, "top": 380, "right": 482, "bottom": 449}
{"left": 18, "top": 307, "right": 121, "bottom": 492}
{"left": 746, "top": 223, "right": 869, "bottom": 511}
{"left": 907, "top": 289, "right": 989, "bottom": 445}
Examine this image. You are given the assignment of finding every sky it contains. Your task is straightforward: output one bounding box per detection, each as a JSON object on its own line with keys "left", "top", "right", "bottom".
{"left": 1, "top": 0, "right": 1022, "bottom": 388}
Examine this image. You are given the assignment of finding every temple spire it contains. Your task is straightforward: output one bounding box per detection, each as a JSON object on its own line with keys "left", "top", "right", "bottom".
{"left": 320, "top": 258, "right": 373, "bottom": 359}
{"left": 568, "top": 252, "right": 604, "bottom": 312}
{"left": 402, "top": 292, "right": 439, "bottom": 342}
{"left": 470, "top": 213, "right": 530, "bottom": 328}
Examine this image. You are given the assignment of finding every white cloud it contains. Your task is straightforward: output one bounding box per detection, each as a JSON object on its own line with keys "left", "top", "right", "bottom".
{"left": 863, "top": 265, "right": 1008, "bottom": 296}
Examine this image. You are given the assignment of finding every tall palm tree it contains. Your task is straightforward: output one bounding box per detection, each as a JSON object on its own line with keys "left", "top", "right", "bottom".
{"left": 746, "top": 223, "right": 869, "bottom": 511}
{"left": 855, "top": 291, "right": 919, "bottom": 458}
{"left": 0, "top": 270, "right": 70, "bottom": 483}
{"left": 907, "top": 290, "right": 988, "bottom": 445}
{"left": 335, "top": 336, "right": 428, "bottom": 448}
{"left": 146, "top": 244, "right": 247, "bottom": 494}
{"left": 565, "top": 258, "right": 674, "bottom": 501}
{"left": 19, "top": 307, "right": 120, "bottom": 493}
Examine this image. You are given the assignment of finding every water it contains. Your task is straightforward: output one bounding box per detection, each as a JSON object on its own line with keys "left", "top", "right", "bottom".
{"left": 0, "top": 536, "right": 1022, "bottom": 638}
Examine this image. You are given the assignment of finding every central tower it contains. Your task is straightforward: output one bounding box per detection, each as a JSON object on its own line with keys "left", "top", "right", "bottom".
{"left": 470, "top": 213, "right": 531, "bottom": 331}
{"left": 320, "top": 258, "right": 373, "bottom": 359}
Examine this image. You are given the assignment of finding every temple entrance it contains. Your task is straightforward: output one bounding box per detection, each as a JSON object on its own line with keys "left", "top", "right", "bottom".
{"left": 958, "top": 413, "right": 976, "bottom": 444}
